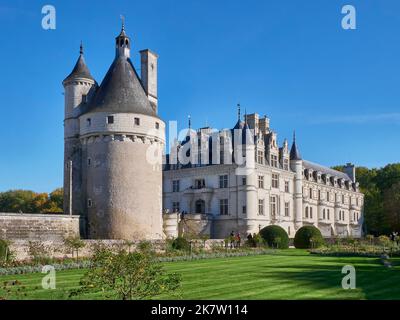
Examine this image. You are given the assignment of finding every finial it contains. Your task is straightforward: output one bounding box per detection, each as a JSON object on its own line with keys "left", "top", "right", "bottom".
{"left": 293, "top": 130, "right": 296, "bottom": 142}
{"left": 80, "top": 41, "right": 83, "bottom": 55}
{"left": 244, "top": 107, "right": 247, "bottom": 125}
{"left": 188, "top": 115, "right": 191, "bottom": 129}
{"left": 120, "top": 15, "right": 125, "bottom": 31}
{"left": 237, "top": 103, "right": 241, "bottom": 121}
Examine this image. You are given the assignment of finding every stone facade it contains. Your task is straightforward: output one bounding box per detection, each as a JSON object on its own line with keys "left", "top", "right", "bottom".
{"left": 163, "top": 113, "right": 364, "bottom": 239}
{"left": 0, "top": 213, "right": 80, "bottom": 241}
{"left": 63, "top": 26, "right": 165, "bottom": 240}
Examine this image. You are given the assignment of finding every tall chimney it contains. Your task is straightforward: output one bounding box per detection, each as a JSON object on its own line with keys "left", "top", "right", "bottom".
{"left": 140, "top": 49, "right": 158, "bottom": 113}
{"left": 344, "top": 163, "right": 356, "bottom": 183}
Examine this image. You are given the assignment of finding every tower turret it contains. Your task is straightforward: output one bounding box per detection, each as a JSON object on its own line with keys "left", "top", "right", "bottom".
{"left": 62, "top": 44, "right": 96, "bottom": 220}
{"left": 290, "top": 132, "right": 303, "bottom": 229}
{"left": 115, "top": 22, "right": 131, "bottom": 58}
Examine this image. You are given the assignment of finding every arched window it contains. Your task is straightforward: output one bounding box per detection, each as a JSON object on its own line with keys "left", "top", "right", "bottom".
{"left": 305, "top": 207, "right": 309, "bottom": 218}
{"left": 323, "top": 209, "right": 326, "bottom": 220}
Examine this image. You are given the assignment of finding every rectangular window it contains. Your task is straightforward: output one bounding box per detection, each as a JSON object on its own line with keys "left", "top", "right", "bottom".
{"left": 271, "top": 155, "right": 278, "bottom": 168}
{"left": 342, "top": 195, "right": 345, "bottom": 204}
{"left": 134, "top": 117, "right": 140, "bottom": 126}
{"left": 257, "top": 150, "right": 264, "bottom": 164}
{"left": 172, "top": 180, "right": 180, "bottom": 192}
{"left": 107, "top": 116, "right": 114, "bottom": 124}
{"left": 283, "top": 159, "right": 289, "bottom": 170}
{"left": 87, "top": 199, "right": 92, "bottom": 208}
{"left": 258, "top": 175, "right": 264, "bottom": 189}
{"left": 310, "top": 207, "right": 313, "bottom": 219}
{"left": 86, "top": 118, "right": 91, "bottom": 127}
{"left": 242, "top": 206, "right": 247, "bottom": 214}
{"left": 284, "top": 181, "right": 289, "bottom": 193}
{"left": 87, "top": 158, "right": 91, "bottom": 166}
{"left": 219, "top": 175, "right": 228, "bottom": 188}
{"left": 327, "top": 209, "right": 330, "bottom": 220}
{"left": 284, "top": 202, "right": 290, "bottom": 217}
{"left": 258, "top": 199, "right": 265, "bottom": 216}
{"left": 219, "top": 199, "right": 229, "bottom": 215}
{"left": 242, "top": 177, "right": 247, "bottom": 186}
{"left": 272, "top": 174, "right": 279, "bottom": 189}
{"left": 82, "top": 94, "right": 87, "bottom": 103}
{"left": 270, "top": 196, "right": 277, "bottom": 217}
{"left": 172, "top": 202, "right": 180, "bottom": 212}
{"left": 318, "top": 190, "right": 321, "bottom": 201}
{"left": 309, "top": 188, "right": 313, "bottom": 199}
{"left": 195, "top": 179, "right": 205, "bottom": 189}
{"left": 155, "top": 122, "right": 160, "bottom": 129}
{"left": 327, "top": 192, "right": 330, "bottom": 201}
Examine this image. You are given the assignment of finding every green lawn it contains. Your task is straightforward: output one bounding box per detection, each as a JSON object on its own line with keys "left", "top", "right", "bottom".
{"left": 1, "top": 250, "right": 399, "bottom": 300}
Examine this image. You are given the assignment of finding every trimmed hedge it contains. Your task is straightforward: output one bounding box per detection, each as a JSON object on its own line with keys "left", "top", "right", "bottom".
{"left": 260, "top": 225, "right": 289, "bottom": 249}
{"left": 294, "top": 226, "right": 324, "bottom": 249}
{"left": 172, "top": 237, "right": 190, "bottom": 251}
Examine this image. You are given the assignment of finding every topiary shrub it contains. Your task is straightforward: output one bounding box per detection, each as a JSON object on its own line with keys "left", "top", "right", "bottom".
{"left": 294, "top": 226, "right": 324, "bottom": 249}
{"left": 260, "top": 225, "right": 289, "bottom": 249}
{"left": 172, "top": 237, "right": 190, "bottom": 251}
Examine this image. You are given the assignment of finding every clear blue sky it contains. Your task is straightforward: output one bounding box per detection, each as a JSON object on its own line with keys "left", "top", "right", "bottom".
{"left": 0, "top": 0, "right": 399, "bottom": 192}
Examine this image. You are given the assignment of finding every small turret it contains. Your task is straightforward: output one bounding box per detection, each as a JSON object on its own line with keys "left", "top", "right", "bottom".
{"left": 115, "top": 22, "right": 131, "bottom": 58}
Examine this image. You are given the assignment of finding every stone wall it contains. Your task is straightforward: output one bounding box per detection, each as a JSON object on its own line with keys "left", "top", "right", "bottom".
{"left": 8, "top": 239, "right": 224, "bottom": 261}
{"left": 0, "top": 213, "right": 80, "bottom": 241}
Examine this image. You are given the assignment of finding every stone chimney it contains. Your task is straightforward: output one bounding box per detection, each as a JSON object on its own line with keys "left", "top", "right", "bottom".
{"left": 140, "top": 49, "right": 158, "bottom": 113}
{"left": 344, "top": 163, "right": 356, "bottom": 182}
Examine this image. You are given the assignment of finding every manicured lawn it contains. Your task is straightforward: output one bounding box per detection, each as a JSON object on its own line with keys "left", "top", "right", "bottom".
{"left": 1, "top": 250, "right": 399, "bottom": 300}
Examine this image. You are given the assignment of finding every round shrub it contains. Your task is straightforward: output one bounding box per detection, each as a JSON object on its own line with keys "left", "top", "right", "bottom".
{"left": 294, "top": 226, "right": 324, "bottom": 249}
{"left": 172, "top": 237, "right": 190, "bottom": 251}
{"left": 259, "top": 225, "right": 289, "bottom": 249}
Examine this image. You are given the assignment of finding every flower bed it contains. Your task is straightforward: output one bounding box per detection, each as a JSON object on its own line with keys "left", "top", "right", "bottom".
{"left": 0, "top": 249, "right": 274, "bottom": 276}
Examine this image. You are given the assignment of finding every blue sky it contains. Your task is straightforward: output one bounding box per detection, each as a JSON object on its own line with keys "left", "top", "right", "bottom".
{"left": 0, "top": 0, "right": 399, "bottom": 192}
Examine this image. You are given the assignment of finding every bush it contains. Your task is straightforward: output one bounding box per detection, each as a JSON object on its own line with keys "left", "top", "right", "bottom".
{"left": 259, "top": 226, "right": 289, "bottom": 249}
{"left": 294, "top": 226, "right": 324, "bottom": 249}
{"left": 172, "top": 237, "right": 190, "bottom": 251}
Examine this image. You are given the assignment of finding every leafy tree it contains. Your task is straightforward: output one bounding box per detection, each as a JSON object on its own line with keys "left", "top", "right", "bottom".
{"left": 0, "top": 188, "right": 63, "bottom": 214}
{"left": 64, "top": 236, "right": 86, "bottom": 261}
{"left": 383, "top": 182, "right": 400, "bottom": 233}
{"left": 72, "top": 245, "right": 181, "bottom": 300}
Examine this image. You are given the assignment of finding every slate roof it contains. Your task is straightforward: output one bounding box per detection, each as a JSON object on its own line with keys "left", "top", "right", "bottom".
{"left": 303, "top": 160, "right": 351, "bottom": 180}
{"left": 63, "top": 54, "right": 94, "bottom": 83}
{"left": 86, "top": 56, "right": 156, "bottom": 116}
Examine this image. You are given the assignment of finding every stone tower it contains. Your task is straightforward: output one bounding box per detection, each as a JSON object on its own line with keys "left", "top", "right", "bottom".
{"left": 290, "top": 132, "right": 303, "bottom": 230}
{"left": 63, "top": 25, "right": 165, "bottom": 240}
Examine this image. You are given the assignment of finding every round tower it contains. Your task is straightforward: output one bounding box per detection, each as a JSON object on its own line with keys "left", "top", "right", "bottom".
{"left": 79, "top": 26, "right": 165, "bottom": 240}
{"left": 62, "top": 44, "right": 96, "bottom": 217}
{"left": 290, "top": 132, "right": 303, "bottom": 230}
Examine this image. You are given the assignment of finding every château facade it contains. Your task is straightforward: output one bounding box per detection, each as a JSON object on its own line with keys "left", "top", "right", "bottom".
{"left": 163, "top": 112, "right": 364, "bottom": 239}
{"left": 62, "top": 25, "right": 364, "bottom": 241}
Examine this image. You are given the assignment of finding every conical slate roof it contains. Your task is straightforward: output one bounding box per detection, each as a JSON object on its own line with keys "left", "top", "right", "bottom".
{"left": 290, "top": 137, "right": 302, "bottom": 160}
{"left": 87, "top": 56, "right": 156, "bottom": 116}
{"left": 63, "top": 54, "right": 94, "bottom": 83}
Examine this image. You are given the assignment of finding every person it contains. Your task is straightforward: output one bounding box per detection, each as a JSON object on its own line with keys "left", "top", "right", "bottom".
{"left": 236, "top": 232, "right": 241, "bottom": 248}
{"left": 230, "top": 231, "right": 235, "bottom": 249}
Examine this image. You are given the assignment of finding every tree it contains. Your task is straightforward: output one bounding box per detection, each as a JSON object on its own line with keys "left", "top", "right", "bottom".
{"left": 72, "top": 244, "right": 181, "bottom": 300}
{"left": 64, "top": 237, "right": 86, "bottom": 261}
{"left": 383, "top": 182, "right": 400, "bottom": 232}
{"left": 0, "top": 190, "right": 37, "bottom": 213}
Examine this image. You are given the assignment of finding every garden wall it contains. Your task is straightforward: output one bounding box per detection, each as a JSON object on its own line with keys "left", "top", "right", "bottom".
{"left": 8, "top": 239, "right": 225, "bottom": 261}
{"left": 0, "top": 213, "right": 80, "bottom": 241}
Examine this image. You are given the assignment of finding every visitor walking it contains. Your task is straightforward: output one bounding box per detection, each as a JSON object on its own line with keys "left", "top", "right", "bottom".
{"left": 236, "top": 232, "right": 241, "bottom": 248}
{"left": 230, "top": 231, "right": 235, "bottom": 249}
